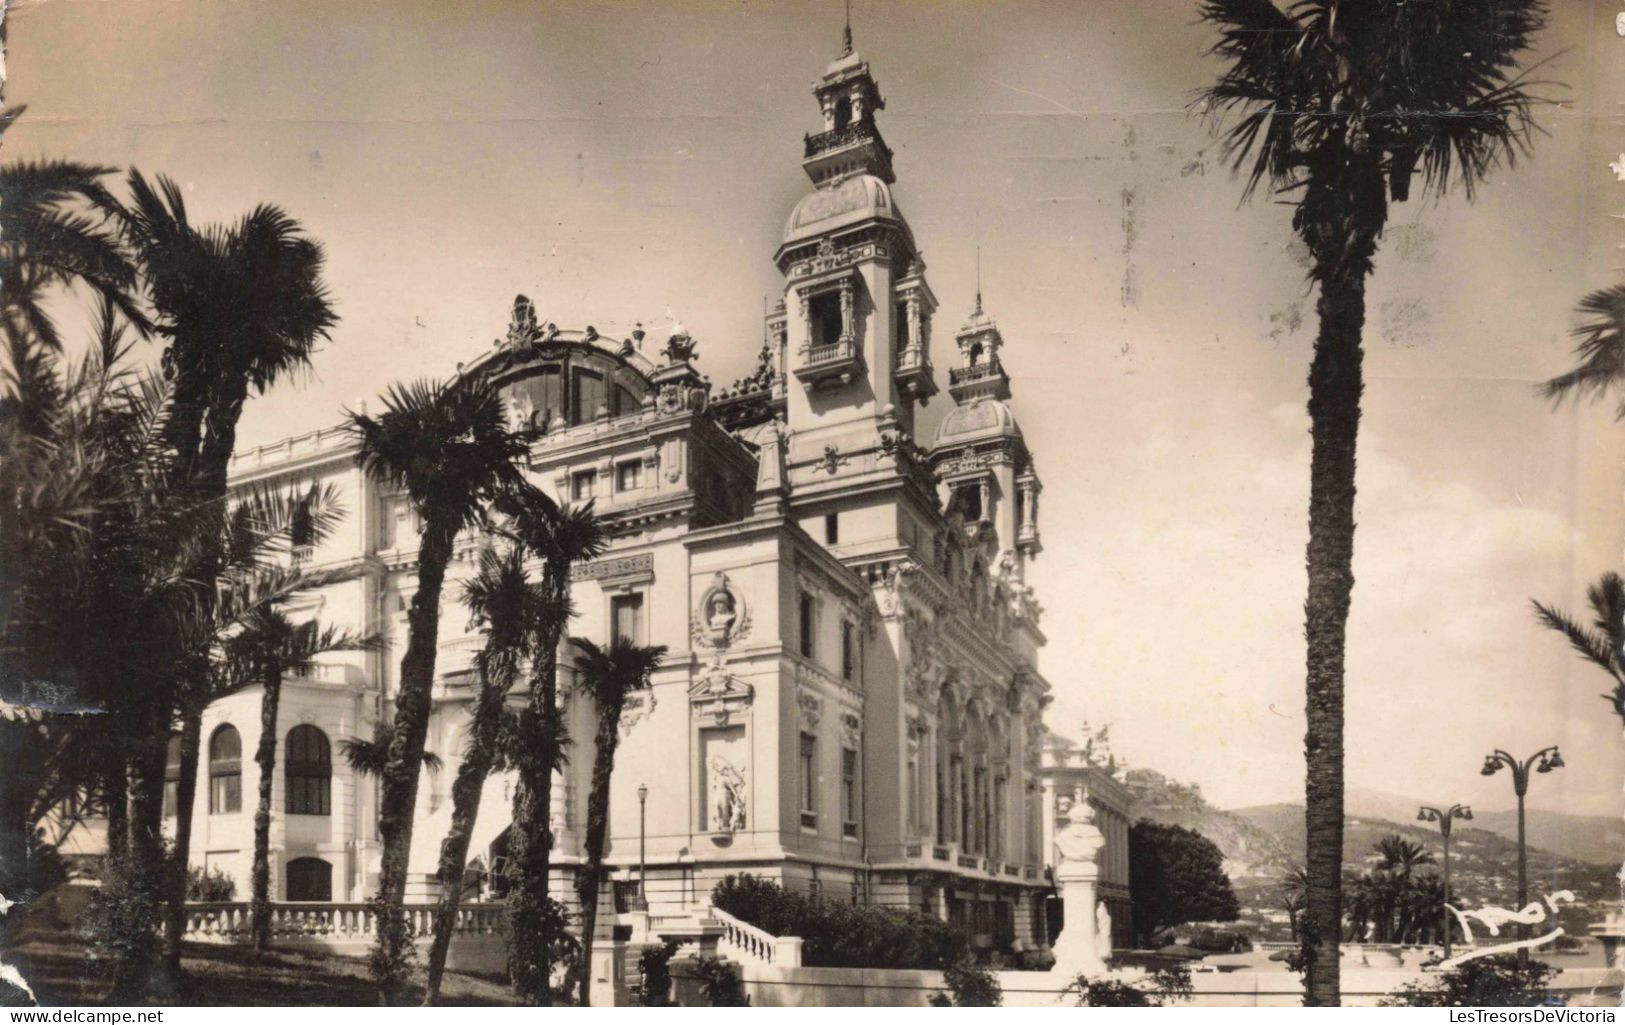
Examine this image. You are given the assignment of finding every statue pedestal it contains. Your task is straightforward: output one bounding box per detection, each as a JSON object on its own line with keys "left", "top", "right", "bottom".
{"left": 1049, "top": 863, "right": 1108, "bottom": 979}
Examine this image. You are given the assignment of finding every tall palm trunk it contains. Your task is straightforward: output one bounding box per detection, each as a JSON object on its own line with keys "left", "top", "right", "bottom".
{"left": 110, "top": 706, "right": 174, "bottom": 1001}
{"left": 103, "top": 756, "right": 128, "bottom": 866}
{"left": 1300, "top": 227, "right": 1373, "bottom": 1005}
{"left": 373, "top": 520, "right": 458, "bottom": 1004}
{"left": 162, "top": 695, "right": 204, "bottom": 972}
{"left": 508, "top": 568, "right": 567, "bottom": 1005}
{"left": 508, "top": 641, "right": 561, "bottom": 1005}
{"left": 250, "top": 659, "right": 283, "bottom": 949}
{"left": 422, "top": 656, "right": 513, "bottom": 1004}
{"left": 573, "top": 701, "right": 624, "bottom": 1007}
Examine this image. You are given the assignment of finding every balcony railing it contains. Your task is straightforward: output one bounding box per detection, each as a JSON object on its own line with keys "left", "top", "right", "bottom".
{"left": 793, "top": 340, "right": 864, "bottom": 390}
{"left": 181, "top": 901, "right": 505, "bottom": 943}
{"left": 804, "top": 124, "right": 888, "bottom": 160}
{"left": 948, "top": 361, "right": 1004, "bottom": 387}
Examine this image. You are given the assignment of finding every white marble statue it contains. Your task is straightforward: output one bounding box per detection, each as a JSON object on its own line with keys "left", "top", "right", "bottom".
{"left": 709, "top": 756, "right": 747, "bottom": 833}
{"left": 1096, "top": 902, "right": 1114, "bottom": 964}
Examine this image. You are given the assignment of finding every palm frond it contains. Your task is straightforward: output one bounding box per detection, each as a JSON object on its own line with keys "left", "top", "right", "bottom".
{"left": 1531, "top": 598, "right": 1625, "bottom": 685}
{"left": 339, "top": 727, "right": 442, "bottom": 777}
{"left": 1542, "top": 285, "right": 1625, "bottom": 415}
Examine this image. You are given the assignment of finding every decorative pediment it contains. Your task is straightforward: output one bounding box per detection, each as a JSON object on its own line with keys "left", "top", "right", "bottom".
{"left": 839, "top": 712, "right": 861, "bottom": 747}
{"left": 619, "top": 689, "right": 656, "bottom": 737}
{"left": 797, "top": 690, "right": 824, "bottom": 730}
{"left": 689, "top": 657, "right": 753, "bottom": 726}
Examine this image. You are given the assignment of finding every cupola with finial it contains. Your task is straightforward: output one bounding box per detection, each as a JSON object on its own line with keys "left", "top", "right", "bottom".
{"left": 948, "top": 254, "right": 1011, "bottom": 404}
{"left": 802, "top": 6, "right": 894, "bottom": 186}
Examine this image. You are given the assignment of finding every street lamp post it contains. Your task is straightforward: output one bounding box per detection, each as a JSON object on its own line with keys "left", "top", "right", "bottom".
{"left": 1416, "top": 803, "right": 1473, "bottom": 958}
{"left": 1481, "top": 746, "right": 1563, "bottom": 963}
{"left": 636, "top": 783, "right": 649, "bottom": 912}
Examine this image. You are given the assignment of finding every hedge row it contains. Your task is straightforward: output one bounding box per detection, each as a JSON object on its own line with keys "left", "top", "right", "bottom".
{"left": 710, "top": 874, "right": 963, "bottom": 970}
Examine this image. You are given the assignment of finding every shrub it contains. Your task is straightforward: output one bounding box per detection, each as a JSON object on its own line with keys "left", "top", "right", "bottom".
{"left": 1070, "top": 963, "right": 1193, "bottom": 1007}
{"left": 939, "top": 956, "right": 1001, "bottom": 1007}
{"left": 185, "top": 864, "right": 236, "bottom": 902}
{"left": 505, "top": 893, "right": 578, "bottom": 1003}
{"left": 1382, "top": 955, "right": 1560, "bottom": 1007}
{"left": 693, "top": 956, "right": 749, "bottom": 1006}
{"left": 710, "top": 874, "right": 961, "bottom": 970}
{"left": 632, "top": 940, "right": 681, "bottom": 1007}
{"left": 80, "top": 854, "right": 161, "bottom": 979}
{"left": 366, "top": 896, "right": 420, "bottom": 1005}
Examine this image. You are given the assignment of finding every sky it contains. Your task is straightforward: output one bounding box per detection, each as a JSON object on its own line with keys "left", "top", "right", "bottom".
{"left": 11, "top": 0, "right": 1625, "bottom": 817}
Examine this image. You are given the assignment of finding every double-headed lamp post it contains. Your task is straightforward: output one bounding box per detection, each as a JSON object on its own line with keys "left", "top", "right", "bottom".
{"left": 1416, "top": 803, "right": 1472, "bottom": 958}
{"left": 635, "top": 783, "right": 650, "bottom": 912}
{"left": 1482, "top": 746, "right": 1563, "bottom": 962}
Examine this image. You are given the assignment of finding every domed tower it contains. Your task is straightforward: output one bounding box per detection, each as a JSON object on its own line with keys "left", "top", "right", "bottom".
{"left": 773, "top": 27, "right": 938, "bottom": 488}
{"left": 932, "top": 292, "right": 1042, "bottom": 574}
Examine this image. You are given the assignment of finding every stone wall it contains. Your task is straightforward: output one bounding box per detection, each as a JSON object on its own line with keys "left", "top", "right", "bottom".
{"left": 726, "top": 964, "right": 1625, "bottom": 1008}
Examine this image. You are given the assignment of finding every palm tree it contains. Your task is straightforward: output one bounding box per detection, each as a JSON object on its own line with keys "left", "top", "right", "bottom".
{"left": 1532, "top": 573, "right": 1625, "bottom": 729}
{"left": 1197, "top": 0, "right": 1550, "bottom": 1003}
{"left": 422, "top": 545, "right": 540, "bottom": 1005}
{"left": 117, "top": 171, "right": 338, "bottom": 984}
{"left": 347, "top": 376, "right": 531, "bottom": 1003}
{"left": 0, "top": 135, "right": 147, "bottom": 900}
{"left": 232, "top": 607, "right": 373, "bottom": 950}
{"left": 494, "top": 488, "right": 606, "bottom": 1005}
{"left": 567, "top": 636, "right": 667, "bottom": 1006}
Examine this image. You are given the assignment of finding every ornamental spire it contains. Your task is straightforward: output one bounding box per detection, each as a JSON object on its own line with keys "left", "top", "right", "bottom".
{"left": 842, "top": 0, "right": 853, "bottom": 56}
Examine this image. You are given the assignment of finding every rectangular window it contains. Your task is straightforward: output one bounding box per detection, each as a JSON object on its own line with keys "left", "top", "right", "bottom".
{"left": 798, "top": 592, "right": 815, "bottom": 659}
{"left": 895, "top": 299, "right": 910, "bottom": 352}
{"left": 799, "top": 732, "right": 818, "bottom": 827}
{"left": 824, "top": 512, "right": 838, "bottom": 544}
{"left": 809, "top": 292, "right": 843, "bottom": 349}
{"left": 840, "top": 621, "right": 855, "bottom": 681}
{"left": 572, "top": 469, "right": 597, "bottom": 502}
{"left": 617, "top": 460, "right": 641, "bottom": 492}
{"left": 572, "top": 369, "right": 606, "bottom": 423}
{"left": 611, "top": 593, "right": 644, "bottom": 645}
{"left": 841, "top": 747, "right": 858, "bottom": 838}
{"left": 210, "top": 773, "right": 241, "bottom": 816}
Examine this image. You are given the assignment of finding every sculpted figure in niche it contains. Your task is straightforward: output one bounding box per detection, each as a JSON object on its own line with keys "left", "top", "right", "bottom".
{"left": 709, "top": 756, "right": 747, "bottom": 833}
{"left": 706, "top": 588, "right": 738, "bottom": 647}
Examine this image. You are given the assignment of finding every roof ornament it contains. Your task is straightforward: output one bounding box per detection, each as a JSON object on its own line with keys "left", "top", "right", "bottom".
{"left": 974, "top": 245, "right": 984, "bottom": 316}
{"left": 841, "top": 0, "right": 853, "bottom": 57}
{"left": 504, "top": 294, "right": 543, "bottom": 349}
{"left": 663, "top": 327, "right": 698, "bottom": 365}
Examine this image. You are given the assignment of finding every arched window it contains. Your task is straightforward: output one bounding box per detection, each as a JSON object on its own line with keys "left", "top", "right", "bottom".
{"left": 208, "top": 725, "right": 241, "bottom": 814}
{"left": 285, "top": 857, "right": 332, "bottom": 901}
{"left": 162, "top": 735, "right": 183, "bottom": 818}
{"left": 285, "top": 724, "right": 331, "bottom": 816}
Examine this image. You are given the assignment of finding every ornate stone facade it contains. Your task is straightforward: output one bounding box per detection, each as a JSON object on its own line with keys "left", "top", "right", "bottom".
{"left": 180, "top": 27, "right": 1101, "bottom": 956}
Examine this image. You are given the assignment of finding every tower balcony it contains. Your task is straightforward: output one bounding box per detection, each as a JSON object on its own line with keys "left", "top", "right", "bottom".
{"left": 893, "top": 347, "right": 937, "bottom": 402}
{"left": 947, "top": 358, "right": 1011, "bottom": 403}
{"left": 802, "top": 125, "right": 896, "bottom": 185}
{"left": 794, "top": 338, "right": 866, "bottom": 390}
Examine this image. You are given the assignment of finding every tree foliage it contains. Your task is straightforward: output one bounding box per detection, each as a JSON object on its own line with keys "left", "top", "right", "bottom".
{"left": 1382, "top": 955, "right": 1559, "bottom": 1007}
{"left": 1128, "top": 821, "right": 1240, "bottom": 945}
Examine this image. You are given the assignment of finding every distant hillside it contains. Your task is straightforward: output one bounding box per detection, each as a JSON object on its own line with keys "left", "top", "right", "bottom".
{"left": 1121, "top": 769, "right": 1294, "bottom": 878}
{"left": 1270, "top": 785, "right": 1624, "bottom": 869}
{"left": 1124, "top": 770, "right": 1617, "bottom": 943}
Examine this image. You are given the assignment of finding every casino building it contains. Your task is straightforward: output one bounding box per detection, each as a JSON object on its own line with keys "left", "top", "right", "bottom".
{"left": 173, "top": 27, "right": 1132, "bottom": 956}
